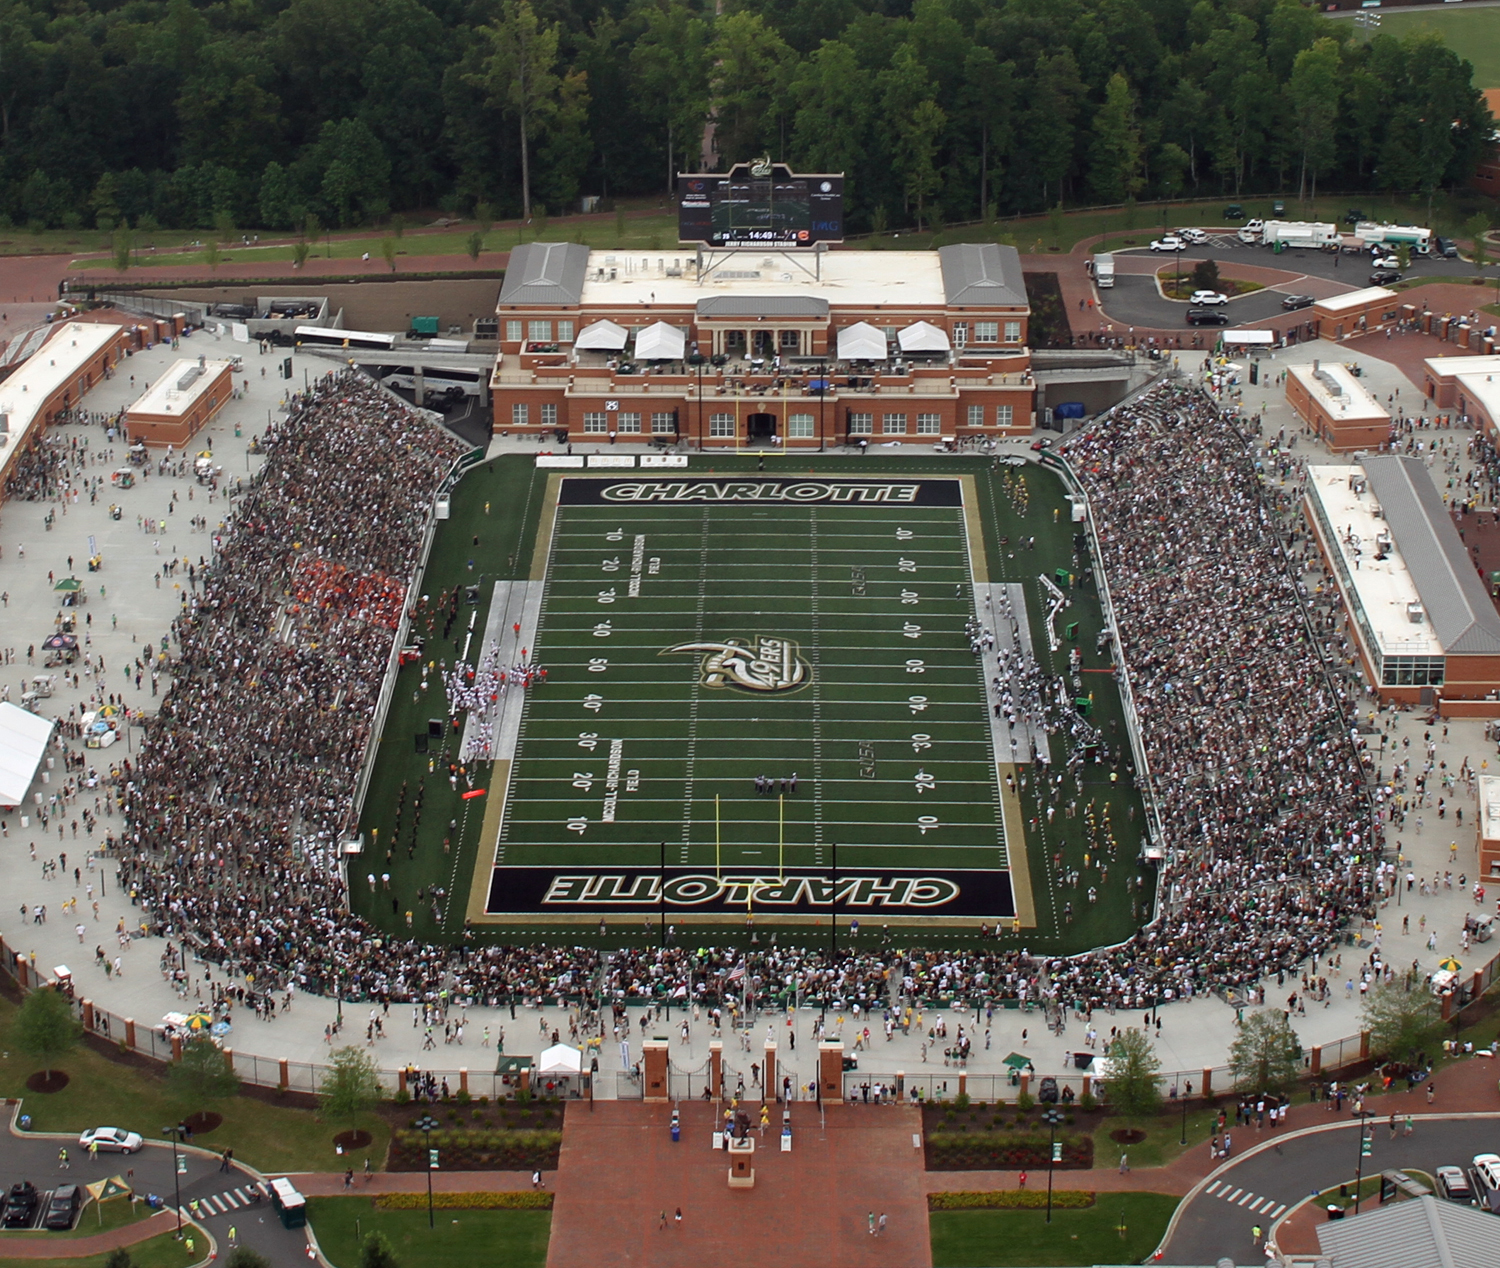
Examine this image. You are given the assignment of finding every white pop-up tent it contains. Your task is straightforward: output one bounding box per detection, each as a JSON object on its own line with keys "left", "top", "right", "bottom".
{"left": 538, "top": 1043, "right": 583, "bottom": 1075}
{"left": 574, "top": 319, "right": 629, "bottom": 351}
{"left": 837, "top": 322, "right": 888, "bottom": 361}
{"left": 0, "top": 702, "right": 55, "bottom": 807}
{"left": 634, "top": 322, "right": 687, "bottom": 361}
{"left": 897, "top": 320, "right": 951, "bottom": 353}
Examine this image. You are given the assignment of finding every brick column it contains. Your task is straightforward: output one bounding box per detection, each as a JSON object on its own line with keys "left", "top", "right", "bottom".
{"left": 278, "top": 1058, "right": 289, "bottom": 1092}
{"left": 1310, "top": 1046, "right": 1322, "bottom": 1076}
{"left": 124, "top": 1018, "right": 136, "bottom": 1049}
{"left": 643, "top": 1038, "right": 669, "bottom": 1103}
{"left": 763, "top": 1040, "right": 778, "bottom": 1103}
{"left": 82, "top": 999, "right": 94, "bottom": 1031}
{"left": 398, "top": 1067, "right": 408, "bottom": 1095}
{"left": 817, "top": 1040, "right": 843, "bottom": 1104}
{"left": 709, "top": 1040, "right": 723, "bottom": 1098}
{"left": 1201, "top": 1067, "right": 1212, "bottom": 1097}
{"left": 170, "top": 1033, "right": 183, "bottom": 1061}
{"left": 1359, "top": 1030, "right": 1371, "bottom": 1061}
{"left": 1019, "top": 1072, "right": 1030, "bottom": 1097}
{"left": 459, "top": 1068, "right": 469, "bottom": 1096}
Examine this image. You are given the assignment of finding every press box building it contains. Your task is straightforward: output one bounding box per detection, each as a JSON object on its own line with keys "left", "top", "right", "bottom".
{"left": 488, "top": 242, "right": 1035, "bottom": 449}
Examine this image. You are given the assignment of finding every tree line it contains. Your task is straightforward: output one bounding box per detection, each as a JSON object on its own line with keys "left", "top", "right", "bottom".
{"left": 0, "top": 0, "right": 1490, "bottom": 236}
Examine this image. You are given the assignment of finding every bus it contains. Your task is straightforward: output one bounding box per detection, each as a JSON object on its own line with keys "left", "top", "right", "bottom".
{"left": 293, "top": 326, "right": 397, "bottom": 351}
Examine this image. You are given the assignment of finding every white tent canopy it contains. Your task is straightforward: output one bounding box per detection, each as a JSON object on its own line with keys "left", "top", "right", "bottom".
{"left": 574, "top": 319, "right": 629, "bottom": 351}
{"left": 0, "top": 702, "right": 54, "bottom": 807}
{"left": 897, "top": 320, "right": 951, "bottom": 353}
{"left": 1222, "top": 330, "right": 1275, "bottom": 345}
{"left": 837, "top": 322, "right": 888, "bottom": 361}
{"left": 538, "top": 1043, "right": 583, "bottom": 1075}
{"left": 634, "top": 321, "right": 687, "bottom": 361}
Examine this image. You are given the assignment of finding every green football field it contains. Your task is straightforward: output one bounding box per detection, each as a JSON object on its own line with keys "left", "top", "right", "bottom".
{"left": 486, "top": 478, "right": 1013, "bottom": 926}
{"left": 352, "top": 453, "right": 1152, "bottom": 955}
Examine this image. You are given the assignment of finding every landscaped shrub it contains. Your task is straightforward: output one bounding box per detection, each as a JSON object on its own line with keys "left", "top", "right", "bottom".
{"left": 388, "top": 1127, "right": 562, "bottom": 1171}
{"left": 928, "top": 1190, "right": 1095, "bottom": 1210}
{"left": 925, "top": 1131, "right": 1093, "bottom": 1171}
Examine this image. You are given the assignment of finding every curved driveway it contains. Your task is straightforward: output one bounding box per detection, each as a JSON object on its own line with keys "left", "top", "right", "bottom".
{"left": 1100, "top": 232, "right": 1498, "bottom": 332}
{"left": 1160, "top": 1112, "right": 1500, "bottom": 1266}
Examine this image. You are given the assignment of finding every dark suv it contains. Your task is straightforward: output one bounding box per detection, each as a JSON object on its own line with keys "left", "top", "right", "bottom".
{"left": 1434, "top": 236, "right": 1458, "bottom": 259}
{"left": 1186, "top": 309, "right": 1231, "bottom": 326}
{"left": 2, "top": 1182, "right": 39, "bottom": 1229}
{"left": 1222, "top": 204, "right": 1245, "bottom": 220}
{"left": 42, "top": 1185, "right": 81, "bottom": 1232}
{"left": 1344, "top": 208, "right": 1366, "bottom": 225}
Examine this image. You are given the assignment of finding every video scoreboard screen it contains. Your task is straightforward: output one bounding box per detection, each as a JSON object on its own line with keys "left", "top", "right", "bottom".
{"left": 678, "top": 161, "right": 844, "bottom": 247}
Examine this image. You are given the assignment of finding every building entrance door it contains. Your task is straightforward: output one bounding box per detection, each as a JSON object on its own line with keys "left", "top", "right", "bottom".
{"left": 746, "top": 412, "right": 777, "bottom": 441}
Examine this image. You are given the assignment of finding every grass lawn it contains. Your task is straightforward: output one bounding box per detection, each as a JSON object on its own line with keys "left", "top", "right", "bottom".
{"left": 68, "top": 213, "right": 685, "bottom": 272}
{"left": 0, "top": 1229, "right": 197, "bottom": 1268}
{"left": 1331, "top": 8, "right": 1500, "bottom": 88}
{"left": 1093, "top": 1103, "right": 1227, "bottom": 1170}
{"left": 306, "top": 1196, "right": 550, "bottom": 1268}
{"left": 930, "top": 1192, "right": 1178, "bottom": 1267}
{"left": 0, "top": 996, "right": 389, "bottom": 1174}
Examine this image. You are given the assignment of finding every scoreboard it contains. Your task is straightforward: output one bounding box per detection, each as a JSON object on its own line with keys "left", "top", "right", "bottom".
{"left": 678, "top": 161, "right": 844, "bottom": 247}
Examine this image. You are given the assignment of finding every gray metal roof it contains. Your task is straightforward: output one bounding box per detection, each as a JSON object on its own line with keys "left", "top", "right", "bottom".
{"left": 1363, "top": 455, "right": 1500, "bottom": 655}
{"left": 1318, "top": 1194, "right": 1500, "bottom": 1268}
{"left": 939, "top": 243, "right": 1027, "bottom": 307}
{"left": 695, "top": 295, "right": 830, "bottom": 319}
{"left": 497, "top": 242, "right": 590, "bottom": 307}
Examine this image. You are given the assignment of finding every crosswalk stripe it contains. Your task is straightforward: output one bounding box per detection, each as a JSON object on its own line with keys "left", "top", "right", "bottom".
{"left": 210, "top": 1196, "right": 227, "bottom": 1214}
{"left": 178, "top": 1207, "right": 192, "bottom": 1223}
{"left": 1248, "top": 1197, "right": 1266, "bottom": 1212}
{"left": 1271, "top": 1205, "right": 1286, "bottom": 1219}
{"left": 1206, "top": 1181, "right": 1222, "bottom": 1195}
{"left": 1226, "top": 1188, "right": 1242, "bottom": 1202}
{"left": 223, "top": 1192, "right": 242, "bottom": 1208}
{"left": 1237, "top": 1191, "right": 1255, "bottom": 1206}
{"left": 232, "top": 1189, "right": 249, "bottom": 1203}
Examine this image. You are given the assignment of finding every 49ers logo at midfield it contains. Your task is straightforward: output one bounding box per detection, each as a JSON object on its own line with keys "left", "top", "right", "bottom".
{"left": 661, "top": 635, "right": 810, "bottom": 693}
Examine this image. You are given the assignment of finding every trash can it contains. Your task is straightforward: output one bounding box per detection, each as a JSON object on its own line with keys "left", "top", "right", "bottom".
{"left": 671, "top": 1122, "right": 680, "bottom": 1143}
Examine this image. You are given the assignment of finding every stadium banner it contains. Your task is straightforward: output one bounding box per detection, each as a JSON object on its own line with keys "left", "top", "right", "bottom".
{"left": 487, "top": 866, "right": 1014, "bottom": 918}
{"left": 558, "top": 477, "right": 962, "bottom": 507}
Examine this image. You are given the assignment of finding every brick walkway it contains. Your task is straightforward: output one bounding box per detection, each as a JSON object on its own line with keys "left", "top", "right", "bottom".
{"left": 546, "top": 1101, "right": 929, "bottom": 1268}
{"left": 0, "top": 1209, "right": 181, "bottom": 1258}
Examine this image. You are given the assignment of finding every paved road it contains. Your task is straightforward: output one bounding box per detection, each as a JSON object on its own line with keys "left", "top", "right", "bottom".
{"left": 1100, "top": 232, "right": 1498, "bottom": 330}
{"left": 1, "top": 1127, "right": 312, "bottom": 1268}
{"left": 1161, "top": 1112, "right": 1500, "bottom": 1266}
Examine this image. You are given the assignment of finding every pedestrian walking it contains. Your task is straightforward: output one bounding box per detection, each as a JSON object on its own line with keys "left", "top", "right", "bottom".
{"left": 868, "top": 1211, "right": 876, "bottom": 1235}
{"left": 877, "top": 1212, "right": 887, "bottom": 1236}
{"left": 57, "top": 1147, "right": 69, "bottom": 1169}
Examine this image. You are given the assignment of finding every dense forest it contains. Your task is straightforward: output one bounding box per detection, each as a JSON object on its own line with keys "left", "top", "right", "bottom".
{"left": 0, "top": 0, "right": 1491, "bottom": 234}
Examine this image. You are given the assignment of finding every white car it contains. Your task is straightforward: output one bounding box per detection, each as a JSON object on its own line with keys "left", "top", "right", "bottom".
{"left": 1189, "top": 290, "right": 1228, "bottom": 306}
{"left": 1176, "top": 228, "right": 1208, "bottom": 244}
{"left": 1371, "top": 254, "right": 1400, "bottom": 269}
{"left": 78, "top": 1127, "right": 143, "bottom": 1154}
{"left": 1243, "top": 218, "right": 1265, "bottom": 233}
{"left": 1150, "top": 236, "right": 1185, "bottom": 252}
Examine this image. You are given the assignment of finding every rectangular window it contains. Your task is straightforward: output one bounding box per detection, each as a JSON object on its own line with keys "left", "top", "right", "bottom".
{"left": 974, "top": 321, "right": 999, "bottom": 343}
{"left": 583, "top": 412, "right": 609, "bottom": 434}
{"left": 618, "top": 412, "right": 642, "bottom": 434}
{"left": 917, "top": 413, "right": 942, "bottom": 435}
{"left": 966, "top": 405, "right": 984, "bottom": 428}
{"left": 557, "top": 320, "right": 575, "bottom": 343}
{"left": 651, "top": 412, "right": 676, "bottom": 435}
{"left": 527, "top": 320, "right": 552, "bottom": 341}
{"left": 511, "top": 403, "right": 529, "bottom": 427}
{"left": 505, "top": 320, "right": 523, "bottom": 342}
{"left": 882, "top": 413, "right": 907, "bottom": 435}
{"left": 709, "top": 413, "right": 736, "bottom": 437}
{"left": 996, "top": 405, "right": 1014, "bottom": 427}
{"left": 541, "top": 403, "right": 558, "bottom": 427}
{"left": 1004, "top": 321, "right": 1022, "bottom": 344}
{"left": 848, "top": 412, "right": 873, "bottom": 436}
{"left": 779, "top": 330, "right": 800, "bottom": 352}
{"left": 952, "top": 322, "right": 968, "bottom": 348}
{"left": 787, "top": 413, "right": 814, "bottom": 438}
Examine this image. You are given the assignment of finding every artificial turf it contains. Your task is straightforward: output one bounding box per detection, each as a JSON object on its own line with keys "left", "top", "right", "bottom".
{"left": 352, "top": 452, "right": 1151, "bottom": 958}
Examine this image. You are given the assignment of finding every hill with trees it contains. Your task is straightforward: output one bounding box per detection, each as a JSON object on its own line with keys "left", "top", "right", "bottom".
{"left": 0, "top": 0, "right": 1489, "bottom": 234}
